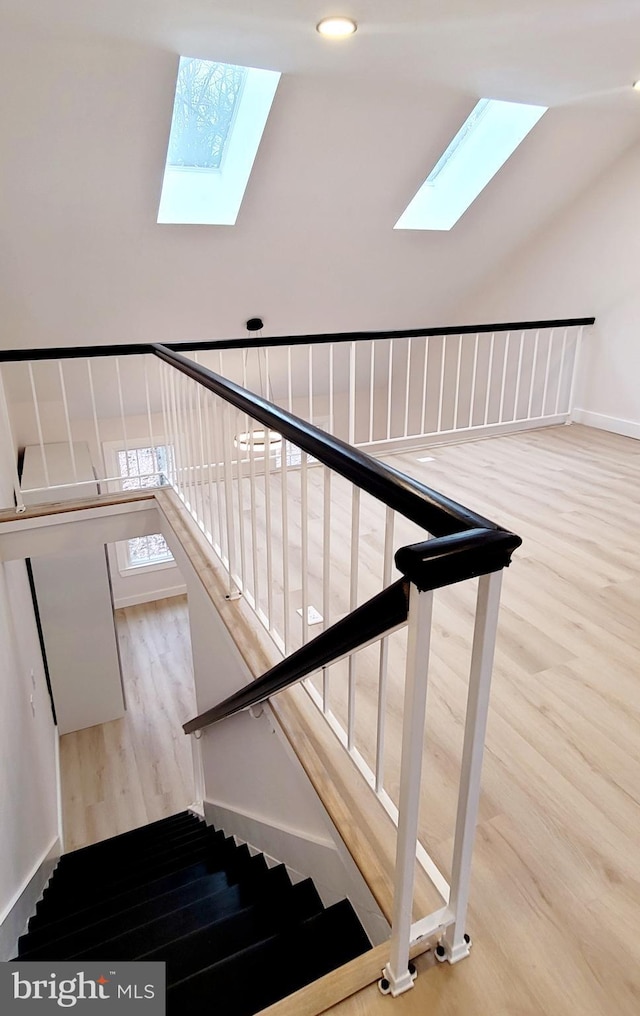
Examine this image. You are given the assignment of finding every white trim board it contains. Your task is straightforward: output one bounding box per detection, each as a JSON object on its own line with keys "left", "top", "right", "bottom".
{"left": 572, "top": 408, "right": 640, "bottom": 441}
{"left": 0, "top": 836, "right": 60, "bottom": 960}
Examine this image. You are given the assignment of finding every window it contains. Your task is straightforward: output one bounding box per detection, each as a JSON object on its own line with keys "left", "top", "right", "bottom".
{"left": 124, "top": 533, "right": 173, "bottom": 569}
{"left": 108, "top": 442, "right": 175, "bottom": 572}
{"left": 394, "top": 98, "right": 547, "bottom": 231}
{"left": 117, "top": 445, "right": 171, "bottom": 491}
{"left": 158, "top": 56, "right": 281, "bottom": 225}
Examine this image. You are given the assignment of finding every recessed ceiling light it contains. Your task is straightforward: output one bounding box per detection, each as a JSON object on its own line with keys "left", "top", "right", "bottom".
{"left": 633, "top": 80, "right": 640, "bottom": 91}
{"left": 316, "top": 16, "right": 358, "bottom": 38}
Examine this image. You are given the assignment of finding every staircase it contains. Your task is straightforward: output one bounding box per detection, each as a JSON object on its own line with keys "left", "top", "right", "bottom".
{"left": 16, "top": 811, "right": 371, "bottom": 1013}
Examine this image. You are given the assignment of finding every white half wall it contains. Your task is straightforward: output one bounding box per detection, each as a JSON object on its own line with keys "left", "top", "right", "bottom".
{"left": 457, "top": 138, "right": 640, "bottom": 432}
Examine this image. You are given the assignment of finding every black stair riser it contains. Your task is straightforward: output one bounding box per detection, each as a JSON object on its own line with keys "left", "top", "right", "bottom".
{"left": 71, "top": 863, "right": 293, "bottom": 962}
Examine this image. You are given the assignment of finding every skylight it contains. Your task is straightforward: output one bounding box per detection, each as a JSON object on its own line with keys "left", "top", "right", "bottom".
{"left": 394, "top": 98, "right": 547, "bottom": 231}
{"left": 158, "top": 57, "right": 281, "bottom": 225}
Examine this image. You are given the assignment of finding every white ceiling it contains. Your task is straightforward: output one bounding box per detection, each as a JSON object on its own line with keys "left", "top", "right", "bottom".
{"left": 1, "top": 0, "right": 639, "bottom": 347}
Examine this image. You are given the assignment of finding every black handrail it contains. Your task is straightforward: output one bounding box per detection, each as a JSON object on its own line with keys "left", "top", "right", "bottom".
{"left": 184, "top": 579, "right": 411, "bottom": 733}
{"left": 0, "top": 317, "right": 594, "bottom": 362}
{"left": 184, "top": 528, "right": 521, "bottom": 733}
{"left": 153, "top": 344, "right": 497, "bottom": 538}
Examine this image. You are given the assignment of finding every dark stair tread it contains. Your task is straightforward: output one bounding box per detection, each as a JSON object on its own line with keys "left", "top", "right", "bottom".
{"left": 39, "top": 837, "right": 221, "bottom": 911}
{"left": 20, "top": 813, "right": 372, "bottom": 1016}
{"left": 28, "top": 858, "right": 224, "bottom": 936}
{"left": 33, "top": 844, "right": 222, "bottom": 930}
{"left": 70, "top": 862, "right": 293, "bottom": 962}
{"left": 48, "top": 836, "right": 251, "bottom": 904}
{"left": 167, "top": 900, "right": 371, "bottom": 1016}
{"left": 30, "top": 838, "right": 255, "bottom": 933}
{"left": 142, "top": 879, "right": 325, "bottom": 986}
{"left": 19, "top": 870, "right": 233, "bottom": 959}
{"left": 49, "top": 828, "right": 213, "bottom": 892}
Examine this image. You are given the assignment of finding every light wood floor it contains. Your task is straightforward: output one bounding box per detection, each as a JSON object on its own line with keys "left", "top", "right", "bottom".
{"left": 59, "top": 595, "right": 196, "bottom": 852}
{"left": 59, "top": 424, "right": 640, "bottom": 1015}
{"left": 326, "top": 424, "right": 640, "bottom": 1016}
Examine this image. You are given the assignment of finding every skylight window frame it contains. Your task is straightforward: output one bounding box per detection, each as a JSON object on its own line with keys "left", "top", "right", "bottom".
{"left": 395, "top": 97, "right": 547, "bottom": 232}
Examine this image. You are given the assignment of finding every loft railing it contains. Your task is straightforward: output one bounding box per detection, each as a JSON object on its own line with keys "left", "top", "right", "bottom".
{"left": 182, "top": 318, "right": 592, "bottom": 453}
{"left": 0, "top": 319, "right": 587, "bottom": 994}
{"left": 1, "top": 318, "right": 593, "bottom": 504}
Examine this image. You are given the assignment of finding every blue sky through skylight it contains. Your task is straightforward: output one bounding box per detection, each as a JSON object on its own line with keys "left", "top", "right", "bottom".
{"left": 158, "top": 57, "right": 280, "bottom": 225}
{"left": 394, "top": 98, "right": 547, "bottom": 231}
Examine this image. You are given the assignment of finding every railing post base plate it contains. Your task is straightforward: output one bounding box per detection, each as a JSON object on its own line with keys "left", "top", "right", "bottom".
{"left": 436, "top": 934, "right": 472, "bottom": 965}
{"left": 379, "top": 963, "right": 417, "bottom": 997}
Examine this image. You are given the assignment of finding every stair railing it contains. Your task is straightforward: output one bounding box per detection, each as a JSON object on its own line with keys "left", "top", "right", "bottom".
{"left": 153, "top": 344, "right": 521, "bottom": 994}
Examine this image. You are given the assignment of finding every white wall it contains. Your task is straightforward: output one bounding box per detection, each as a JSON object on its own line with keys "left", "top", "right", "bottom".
{"left": 0, "top": 464, "right": 59, "bottom": 957}
{"left": 457, "top": 138, "right": 640, "bottom": 435}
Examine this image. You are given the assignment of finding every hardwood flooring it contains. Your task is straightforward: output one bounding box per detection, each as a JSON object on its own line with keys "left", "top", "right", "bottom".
{"left": 59, "top": 595, "right": 196, "bottom": 852}
{"left": 324, "top": 423, "right": 640, "bottom": 1016}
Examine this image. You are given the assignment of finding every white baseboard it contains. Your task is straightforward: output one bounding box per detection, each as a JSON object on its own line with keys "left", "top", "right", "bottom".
{"left": 572, "top": 408, "right": 640, "bottom": 440}
{"left": 360, "top": 414, "right": 568, "bottom": 458}
{"left": 113, "top": 583, "right": 187, "bottom": 609}
{"left": 0, "top": 836, "right": 60, "bottom": 961}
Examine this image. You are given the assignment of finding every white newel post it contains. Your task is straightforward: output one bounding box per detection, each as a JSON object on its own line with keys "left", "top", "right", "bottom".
{"left": 440, "top": 569, "right": 503, "bottom": 962}
{"left": 381, "top": 584, "right": 434, "bottom": 996}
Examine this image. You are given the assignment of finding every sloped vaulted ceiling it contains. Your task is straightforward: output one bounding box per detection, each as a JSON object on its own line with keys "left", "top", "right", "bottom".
{"left": 0, "top": 0, "right": 639, "bottom": 347}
